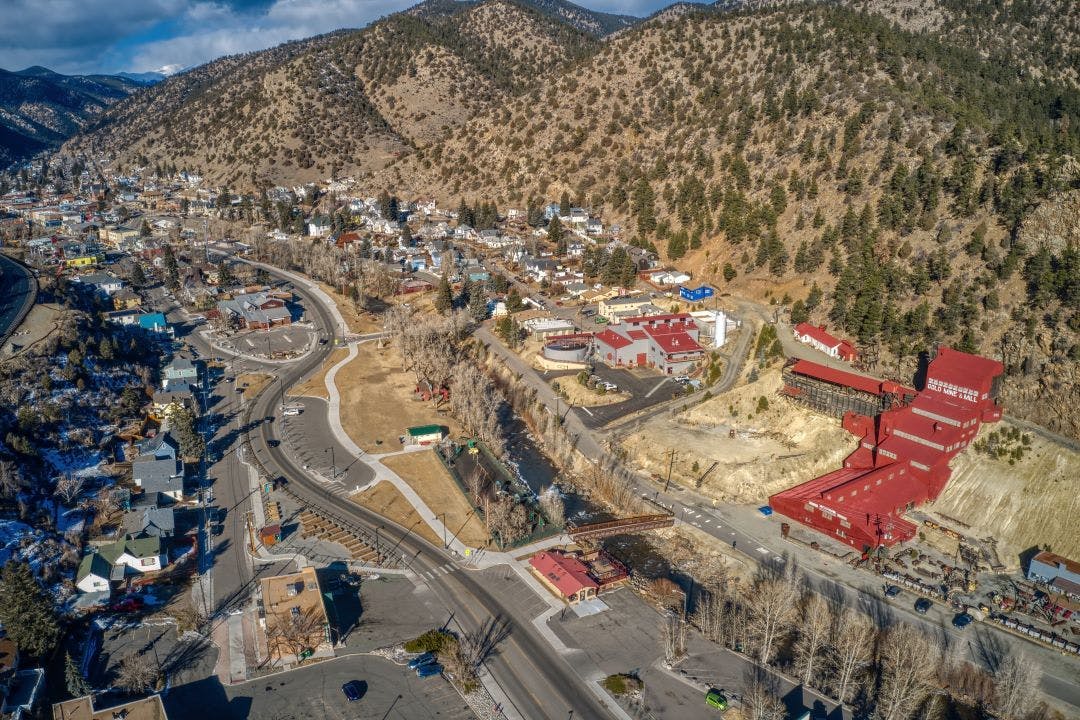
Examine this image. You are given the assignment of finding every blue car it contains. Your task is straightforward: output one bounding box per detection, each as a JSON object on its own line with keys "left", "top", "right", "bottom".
{"left": 341, "top": 680, "right": 363, "bottom": 701}
{"left": 407, "top": 653, "right": 435, "bottom": 669}
{"left": 416, "top": 663, "right": 443, "bottom": 678}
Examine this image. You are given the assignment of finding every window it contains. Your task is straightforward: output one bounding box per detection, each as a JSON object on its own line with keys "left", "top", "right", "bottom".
{"left": 140, "top": 557, "right": 155, "bottom": 567}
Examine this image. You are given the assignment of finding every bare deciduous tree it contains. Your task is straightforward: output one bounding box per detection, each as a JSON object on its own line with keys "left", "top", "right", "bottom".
{"left": 831, "top": 606, "right": 874, "bottom": 704}
{"left": 116, "top": 653, "right": 160, "bottom": 693}
{"left": 744, "top": 680, "right": 786, "bottom": 720}
{"left": 538, "top": 486, "right": 565, "bottom": 528}
{"left": 53, "top": 473, "right": 85, "bottom": 505}
{"left": 993, "top": 652, "right": 1041, "bottom": 720}
{"left": 876, "top": 624, "right": 941, "bottom": 720}
{"left": 793, "top": 592, "right": 832, "bottom": 687}
{"left": 661, "top": 612, "right": 688, "bottom": 664}
{"left": 746, "top": 572, "right": 799, "bottom": 665}
{"left": 266, "top": 606, "right": 327, "bottom": 663}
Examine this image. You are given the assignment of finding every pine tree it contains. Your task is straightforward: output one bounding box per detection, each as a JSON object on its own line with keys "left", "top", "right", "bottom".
{"left": 0, "top": 561, "right": 59, "bottom": 658}
{"left": 65, "top": 651, "right": 89, "bottom": 697}
{"left": 559, "top": 191, "right": 571, "bottom": 217}
{"left": 468, "top": 285, "right": 488, "bottom": 321}
{"left": 435, "top": 273, "right": 453, "bottom": 314}
{"left": 170, "top": 406, "right": 205, "bottom": 460}
{"left": 547, "top": 216, "right": 565, "bottom": 253}
{"left": 129, "top": 262, "right": 146, "bottom": 287}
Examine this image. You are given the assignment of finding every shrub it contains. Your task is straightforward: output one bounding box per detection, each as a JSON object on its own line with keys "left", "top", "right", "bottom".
{"left": 404, "top": 629, "right": 454, "bottom": 654}
{"left": 602, "top": 674, "right": 642, "bottom": 696}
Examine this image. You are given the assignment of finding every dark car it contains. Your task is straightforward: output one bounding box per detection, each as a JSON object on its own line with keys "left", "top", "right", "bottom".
{"left": 408, "top": 653, "right": 436, "bottom": 670}
{"left": 914, "top": 598, "right": 932, "bottom": 614}
{"left": 341, "top": 680, "right": 364, "bottom": 701}
{"left": 416, "top": 663, "right": 443, "bottom": 678}
{"left": 267, "top": 439, "right": 280, "bottom": 448}
{"left": 884, "top": 585, "right": 901, "bottom": 598}
{"left": 952, "top": 612, "right": 974, "bottom": 629}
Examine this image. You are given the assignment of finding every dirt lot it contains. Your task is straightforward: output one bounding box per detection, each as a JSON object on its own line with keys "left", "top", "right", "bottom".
{"left": 350, "top": 481, "right": 441, "bottom": 547}
{"left": 382, "top": 450, "right": 490, "bottom": 549}
{"left": 237, "top": 372, "right": 273, "bottom": 400}
{"left": 289, "top": 347, "right": 349, "bottom": 400}
{"left": 618, "top": 367, "right": 852, "bottom": 503}
{"left": 927, "top": 421, "right": 1080, "bottom": 564}
{"left": 335, "top": 340, "right": 461, "bottom": 452}
{"left": 317, "top": 283, "right": 382, "bottom": 335}
{"left": 551, "top": 376, "right": 630, "bottom": 407}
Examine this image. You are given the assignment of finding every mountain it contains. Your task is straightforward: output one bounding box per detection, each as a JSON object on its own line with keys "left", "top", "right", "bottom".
{"left": 409, "top": 0, "right": 638, "bottom": 35}
{"left": 116, "top": 71, "right": 167, "bottom": 85}
{"left": 65, "top": 0, "right": 599, "bottom": 189}
{"left": 0, "top": 66, "right": 144, "bottom": 168}
{"left": 57, "top": 0, "right": 1080, "bottom": 434}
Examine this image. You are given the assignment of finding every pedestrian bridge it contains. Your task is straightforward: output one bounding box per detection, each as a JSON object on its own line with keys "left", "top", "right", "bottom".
{"left": 567, "top": 513, "right": 675, "bottom": 542}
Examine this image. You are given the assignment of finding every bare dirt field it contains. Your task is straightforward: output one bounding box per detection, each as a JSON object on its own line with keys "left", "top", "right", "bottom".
{"left": 289, "top": 347, "right": 349, "bottom": 400}
{"left": 350, "top": 481, "right": 441, "bottom": 547}
{"left": 382, "top": 450, "right": 490, "bottom": 549}
{"left": 335, "top": 341, "right": 461, "bottom": 453}
{"left": 551, "top": 376, "right": 629, "bottom": 407}
{"left": 318, "top": 283, "right": 383, "bottom": 334}
{"left": 237, "top": 372, "right": 273, "bottom": 400}
{"left": 618, "top": 368, "right": 852, "bottom": 503}
{"left": 927, "top": 422, "right": 1080, "bottom": 564}
{"left": 1, "top": 303, "right": 63, "bottom": 357}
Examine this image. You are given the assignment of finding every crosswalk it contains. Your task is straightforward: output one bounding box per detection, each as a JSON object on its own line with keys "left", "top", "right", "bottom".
{"left": 417, "top": 562, "right": 459, "bottom": 581}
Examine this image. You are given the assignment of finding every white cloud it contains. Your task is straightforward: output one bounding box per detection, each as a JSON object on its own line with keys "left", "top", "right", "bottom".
{"left": 125, "top": 0, "right": 414, "bottom": 73}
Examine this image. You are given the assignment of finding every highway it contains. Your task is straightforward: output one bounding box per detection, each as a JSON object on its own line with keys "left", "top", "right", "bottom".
{"left": 232, "top": 257, "right": 618, "bottom": 720}
{"left": 0, "top": 253, "right": 37, "bottom": 347}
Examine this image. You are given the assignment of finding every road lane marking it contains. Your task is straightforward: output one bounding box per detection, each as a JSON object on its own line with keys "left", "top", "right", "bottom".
{"left": 756, "top": 547, "right": 769, "bottom": 554}
{"left": 580, "top": 406, "right": 594, "bottom": 417}
{"left": 644, "top": 379, "right": 668, "bottom": 398}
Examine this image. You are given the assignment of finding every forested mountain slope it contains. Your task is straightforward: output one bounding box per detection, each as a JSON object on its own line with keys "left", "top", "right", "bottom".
{"left": 65, "top": 0, "right": 599, "bottom": 188}
{"left": 380, "top": 3, "right": 1080, "bottom": 435}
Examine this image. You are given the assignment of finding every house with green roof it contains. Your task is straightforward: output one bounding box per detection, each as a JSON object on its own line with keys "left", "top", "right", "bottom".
{"left": 100, "top": 534, "right": 165, "bottom": 575}
{"left": 75, "top": 553, "right": 111, "bottom": 594}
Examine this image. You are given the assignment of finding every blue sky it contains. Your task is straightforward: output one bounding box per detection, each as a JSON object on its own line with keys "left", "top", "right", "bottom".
{"left": 1, "top": 0, "right": 680, "bottom": 76}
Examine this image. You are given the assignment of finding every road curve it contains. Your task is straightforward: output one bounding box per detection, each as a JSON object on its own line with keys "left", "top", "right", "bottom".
{"left": 236, "top": 257, "right": 617, "bottom": 720}
{"left": 0, "top": 253, "right": 37, "bottom": 349}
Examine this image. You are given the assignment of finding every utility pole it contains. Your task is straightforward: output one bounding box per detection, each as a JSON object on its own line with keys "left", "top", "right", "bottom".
{"left": 664, "top": 449, "right": 676, "bottom": 493}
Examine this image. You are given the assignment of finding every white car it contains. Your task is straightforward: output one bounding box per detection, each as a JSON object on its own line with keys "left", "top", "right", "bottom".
{"left": 601, "top": 382, "right": 618, "bottom": 392}
{"left": 673, "top": 375, "right": 690, "bottom": 384}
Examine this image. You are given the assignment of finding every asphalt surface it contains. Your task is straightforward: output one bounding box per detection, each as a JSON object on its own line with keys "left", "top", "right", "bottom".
{"left": 234, "top": 257, "right": 620, "bottom": 720}
{"left": 0, "top": 253, "right": 36, "bottom": 345}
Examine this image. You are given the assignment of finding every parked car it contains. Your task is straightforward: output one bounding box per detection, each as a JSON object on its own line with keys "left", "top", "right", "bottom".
{"left": 600, "top": 382, "right": 618, "bottom": 392}
{"left": 267, "top": 439, "right": 280, "bottom": 448}
{"left": 110, "top": 597, "right": 144, "bottom": 613}
{"left": 416, "top": 663, "right": 443, "bottom": 678}
{"left": 914, "top": 598, "right": 932, "bottom": 614}
{"left": 884, "top": 585, "right": 901, "bottom": 598}
{"left": 952, "top": 612, "right": 974, "bottom": 629}
{"left": 705, "top": 689, "right": 728, "bottom": 711}
{"left": 341, "top": 680, "right": 364, "bottom": 701}
{"left": 408, "top": 653, "right": 436, "bottom": 670}
{"left": 673, "top": 375, "right": 690, "bottom": 383}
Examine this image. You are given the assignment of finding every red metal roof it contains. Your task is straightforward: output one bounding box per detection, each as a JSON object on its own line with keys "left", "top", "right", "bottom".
{"left": 647, "top": 328, "right": 703, "bottom": 355}
{"left": 529, "top": 551, "right": 598, "bottom": 597}
{"left": 789, "top": 359, "right": 896, "bottom": 397}
{"left": 926, "top": 347, "right": 1003, "bottom": 391}
{"left": 594, "top": 328, "right": 632, "bottom": 350}
{"left": 627, "top": 330, "right": 647, "bottom": 340}
{"left": 795, "top": 322, "right": 844, "bottom": 348}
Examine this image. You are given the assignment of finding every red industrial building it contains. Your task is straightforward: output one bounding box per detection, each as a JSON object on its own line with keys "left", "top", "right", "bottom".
{"left": 770, "top": 347, "right": 1004, "bottom": 551}
{"left": 793, "top": 323, "right": 858, "bottom": 362}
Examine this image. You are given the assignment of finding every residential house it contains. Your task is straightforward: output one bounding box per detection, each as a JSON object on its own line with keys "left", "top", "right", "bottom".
{"left": 152, "top": 385, "right": 197, "bottom": 419}
{"left": 53, "top": 694, "right": 171, "bottom": 720}
{"left": 542, "top": 202, "right": 561, "bottom": 221}
{"left": 3, "top": 667, "right": 44, "bottom": 720}
{"left": 597, "top": 295, "right": 653, "bottom": 322}
{"left": 585, "top": 219, "right": 603, "bottom": 236}
{"left": 563, "top": 281, "right": 589, "bottom": 298}
{"left": 100, "top": 534, "right": 166, "bottom": 575}
{"left": 139, "top": 507, "right": 176, "bottom": 538}
{"left": 307, "top": 216, "right": 331, "bottom": 238}
{"left": 75, "top": 271, "right": 124, "bottom": 296}
{"left": 162, "top": 357, "right": 199, "bottom": 389}
{"left": 793, "top": 323, "right": 858, "bottom": 362}
{"left": 132, "top": 457, "right": 184, "bottom": 502}
{"left": 523, "top": 257, "right": 558, "bottom": 282}
{"left": 75, "top": 553, "right": 112, "bottom": 594}
{"left": 134, "top": 432, "right": 179, "bottom": 461}
{"left": 112, "top": 288, "right": 141, "bottom": 310}
{"left": 103, "top": 225, "right": 140, "bottom": 248}
{"left": 260, "top": 567, "right": 334, "bottom": 665}
{"left": 105, "top": 309, "right": 141, "bottom": 326}
{"left": 137, "top": 312, "right": 173, "bottom": 336}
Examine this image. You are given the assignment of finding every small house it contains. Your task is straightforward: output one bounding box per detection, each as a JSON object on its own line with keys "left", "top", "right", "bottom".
{"left": 76, "top": 553, "right": 112, "bottom": 594}
{"left": 405, "top": 425, "right": 445, "bottom": 446}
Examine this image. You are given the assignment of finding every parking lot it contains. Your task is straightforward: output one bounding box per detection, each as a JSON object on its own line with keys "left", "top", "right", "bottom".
{"left": 166, "top": 653, "right": 472, "bottom": 720}
{"left": 88, "top": 618, "right": 217, "bottom": 693}
{"left": 543, "top": 365, "right": 687, "bottom": 429}
{"left": 223, "top": 325, "right": 315, "bottom": 359}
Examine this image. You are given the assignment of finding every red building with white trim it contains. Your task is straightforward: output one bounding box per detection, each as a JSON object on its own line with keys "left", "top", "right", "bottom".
{"left": 770, "top": 347, "right": 1003, "bottom": 550}
{"left": 593, "top": 313, "right": 705, "bottom": 375}
{"left": 794, "top": 323, "right": 858, "bottom": 362}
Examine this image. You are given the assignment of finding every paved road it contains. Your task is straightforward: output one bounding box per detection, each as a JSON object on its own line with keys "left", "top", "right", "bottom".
{"left": 234, "top": 258, "right": 621, "bottom": 720}
{"left": 0, "top": 253, "right": 37, "bottom": 346}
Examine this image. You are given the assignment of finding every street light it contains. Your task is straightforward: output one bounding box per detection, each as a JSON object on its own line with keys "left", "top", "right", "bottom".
{"left": 325, "top": 446, "right": 336, "bottom": 480}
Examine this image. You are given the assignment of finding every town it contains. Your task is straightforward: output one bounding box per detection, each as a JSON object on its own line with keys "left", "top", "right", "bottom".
{"left": 0, "top": 1, "right": 1079, "bottom": 719}
{"left": 0, "top": 152, "right": 1075, "bottom": 720}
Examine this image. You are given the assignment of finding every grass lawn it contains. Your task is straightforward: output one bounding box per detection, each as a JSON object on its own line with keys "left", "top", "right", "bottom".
{"left": 289, "top": 347, "right": 349, "bottom": 400}
{"left": 382, "top": 450, "right": 490, "bottom": 549}
{"left": 237, "top": 372, "right": 273, "bottom": 400}
{"left": 335, "top": 341, "right": 461, "bottom": 453}
{"left": 350, "top": 481, "right": 441, "bottom": 547}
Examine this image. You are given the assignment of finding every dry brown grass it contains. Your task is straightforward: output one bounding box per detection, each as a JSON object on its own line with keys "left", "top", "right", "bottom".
{"left": 289, "top": 348, "right": 349, "bottom": 400}
{"left": 551, "top": 376, "right": 629, "bottom": 407}
{"left": 335, "top": 341, "right": 461, "bottom": 452}
{"left": 382, "top": 450, "right": 490, "bottom": 549}
{"left": 237, "top": 372, "right": 273, "bottom": 400}
{"left": 317, "top": 283, "right": 383, "bottom": 334}
{"left": 350, "top": 481, "right": 441, "bottom": 546}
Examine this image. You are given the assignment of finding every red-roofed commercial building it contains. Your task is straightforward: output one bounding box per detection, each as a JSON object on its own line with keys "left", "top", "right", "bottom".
{"left": 794, "top": 323, "right": 858, "bottom": 361}
{"left": 529, "top": 551, "right": 599, "bottom": 604}
{"left": 770, "top": 347, "right": 1003, "bottom": 550}
{"left": 591, "top": 313, "right": 705, "bottom": 375}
